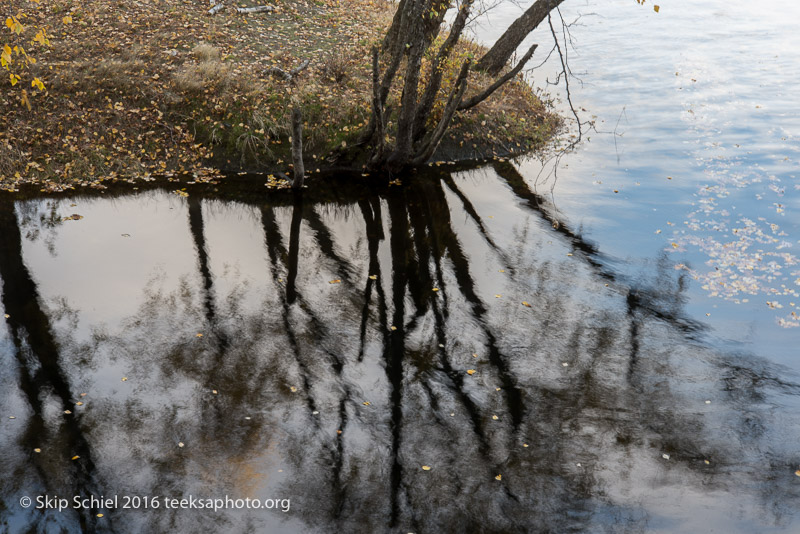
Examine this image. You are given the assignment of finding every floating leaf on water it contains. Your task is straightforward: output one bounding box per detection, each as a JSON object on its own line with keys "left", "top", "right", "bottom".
{"left": 80, "top": 393, "right": 87, "bottom": 397}
{"left": 522, "top": 301, "right": 531, "bottom": 307}
{"left": 662, "top": 453, "right": 670, "bottom": 460}
{"left": 75, "top": 402, "right": 83, "bottom": 406}
{"left": 390, "top": 326, "right": 397, "bottom": 331}
{"left": 196, "top": 333, "right": 203, "bottom": 338}
{"left": 495, "top": 294, "right": 502, "bottom": 298}
{"left": 34, "top": 448, "right": 41, "bottom": 453}
{"left": 795, "top": 470, "right": 800, "bottom": 477}
{"left": 369, "top": 275, "right": 377, "bottom": 280}
{"left": 329, "top": 279, "right": 342, "bottom": 284}
{"left": 705, "top": 460, "right": 710, "bottom": 465}
{"left": 64, "top": 410, "right": 72, "bottom": 414}
{"left": 466, "top": 369, "right": 476, "bottom": 375}
{"left": 178, "top": 442, "right": 185, "bottom": 448}
{"left": 653, "top": 4, "right": 660, "bottom": 12}
{"left": 8, "top": 416, "right": 15, "bottom": 419}
{"left": 212, "top": 390, "right": 218, "bottom": 395}
{"left": 492, "top": 415, "right": 499, "bottom": 420}
{"left": 97, "top": 513, "right": 104, "bottom": 518}
{"left": 495, "top": 474, "right": 502, "bottom": 481}
{"left": 121, "top": 377, "right": 128, "bottom": 382}
{"left": 562, "top": 362, "right": 569, "bottom": 367}
{"left": 290, "top": 386, "right": 297, "bottom": 392}
{"left": 421, "top": 465, "right": 431, "bottom": 471}
{"left": 3, "top": 314, "right": 9, "bottom": 319}
{"left": 432, "top": 288, "right": 439, "bottom": 292}
{"left": 523, "top": 443, "right": 529, "bottom": 448}
{"left": 362, "top": 401, "right": 371, "bottom": 406}
{"left": 71, "top": 455, "right": 80, "bottom": 460}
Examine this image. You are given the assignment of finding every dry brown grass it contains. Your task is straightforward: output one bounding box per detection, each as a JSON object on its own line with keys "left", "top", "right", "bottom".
{"left": 0, "top": 0, "right": 557, "bottom": 192}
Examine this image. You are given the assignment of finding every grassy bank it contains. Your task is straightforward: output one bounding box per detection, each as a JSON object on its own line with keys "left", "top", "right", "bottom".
{"left": 0, "top": 0, "right": 560, "bottom": 192}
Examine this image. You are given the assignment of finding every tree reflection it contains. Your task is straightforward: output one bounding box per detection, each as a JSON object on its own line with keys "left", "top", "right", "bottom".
{"left": 2, "top": 168, "right": 799, "bottom": 533}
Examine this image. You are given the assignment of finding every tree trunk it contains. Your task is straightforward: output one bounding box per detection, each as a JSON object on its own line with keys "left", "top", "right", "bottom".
{"left": 291, "top": 107, "right": 304, "bottom": 189}
{"left": 475, "top": 0, "right": 565, "bottom": 76}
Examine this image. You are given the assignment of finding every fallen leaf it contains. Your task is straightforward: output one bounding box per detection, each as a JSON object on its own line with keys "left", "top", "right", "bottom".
{"left": 495, "top": 474, "right": 502, "bottom": 481}
{"left": 466, "top": 369, "right": 476, "bottom": 375}
{"left": 362, "top": 401, "right": 371, "bottom": 406}
{"left": 522, "top": 301, "right": 531, "bottom": 307}
{"left": 492, "top": 415, "right": 498, "bottom": 420}
{"left": 178, "top": 442, "right": 185, "bottom": 448}
{"left": 72, "top": 455, "right": 80, "bottom": 460}
{"left": 329, "top": 279, "right": 341, "bottom": 284}
{"left": 422, "top": 465, "right": 431, "bottom": 471}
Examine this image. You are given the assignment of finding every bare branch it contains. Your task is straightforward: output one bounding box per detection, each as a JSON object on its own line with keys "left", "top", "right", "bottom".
{"left": 458, "top": 43, "right": 537, "bottom": 111}
{"left": 291, "top": 107, "right": 305, "bottom": 189}
{"left": 413, "top": 60, "right": 471, "bottom": 165}
{"left": 414, "top": 0, "right": 474, "bottom": 139}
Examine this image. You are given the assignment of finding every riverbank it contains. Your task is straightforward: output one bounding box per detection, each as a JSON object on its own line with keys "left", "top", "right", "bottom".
{"left": 0, "top": 0, "right": 560, "bottom": 193}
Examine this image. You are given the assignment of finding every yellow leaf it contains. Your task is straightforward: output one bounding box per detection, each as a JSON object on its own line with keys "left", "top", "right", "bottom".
{"left": 522, "top": 301, "right": 531, "bottom": 307}
{"left": 362, "top": 401, "right": 371, "bottom": 406}
{"left": 654, "top": 5, "right": 660, "bottom": 12}
{"left": 421, "top": 465, "right": 431, "bottom": 471}
{"left": 432, "top": 287, "right": 439, "bottom": 292}
{"left": 63, "top": 15, "right": 73, "bottom": 24}
{"left": 466, "top": 369, "right": 476, "bottom": 375}
{"left": 495, "top": 474, "right": 502, "bottom": 481}
{"left": 9, "top": 73, "right": 19, "bottom": 86}
{"left": 71, "top": 455, "right": 80, "bottom": 460}
{"left": 31, "top": 77, "right": 44, "bottom": 91}
{"left": 5, "top": 18, "right": 13, "bottom": 30}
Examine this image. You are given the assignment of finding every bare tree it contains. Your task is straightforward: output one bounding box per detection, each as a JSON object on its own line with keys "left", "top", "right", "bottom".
{"left": 358, "top": 0, "right": 568, "bottom": 171}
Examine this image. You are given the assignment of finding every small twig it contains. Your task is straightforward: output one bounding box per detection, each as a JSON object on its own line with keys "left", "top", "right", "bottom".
{"left": 208, "top": 3, "right": 225, "bottom": 15}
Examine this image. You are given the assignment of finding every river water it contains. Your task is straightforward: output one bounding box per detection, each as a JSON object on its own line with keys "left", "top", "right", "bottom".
{"left": 1, "top": 0, "right": 799, "bottom": 532}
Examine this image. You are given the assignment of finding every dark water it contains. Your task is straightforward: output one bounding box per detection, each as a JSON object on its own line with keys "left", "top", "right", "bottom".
{"left": 3, "top": 0, "right": 800, "bottom": 533}
{"left": 2, "top": 167, "right": 799, "bottom": 533}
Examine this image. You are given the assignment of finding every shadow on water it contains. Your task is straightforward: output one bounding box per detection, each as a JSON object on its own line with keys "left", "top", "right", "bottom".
{"left": 1, "top": 165, "right": 799, "bottom": 533}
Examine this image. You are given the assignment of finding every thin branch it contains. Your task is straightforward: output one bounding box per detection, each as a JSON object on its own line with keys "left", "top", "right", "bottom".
{"left": 457, "top": 43, "right": 537, "bottom": 111}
